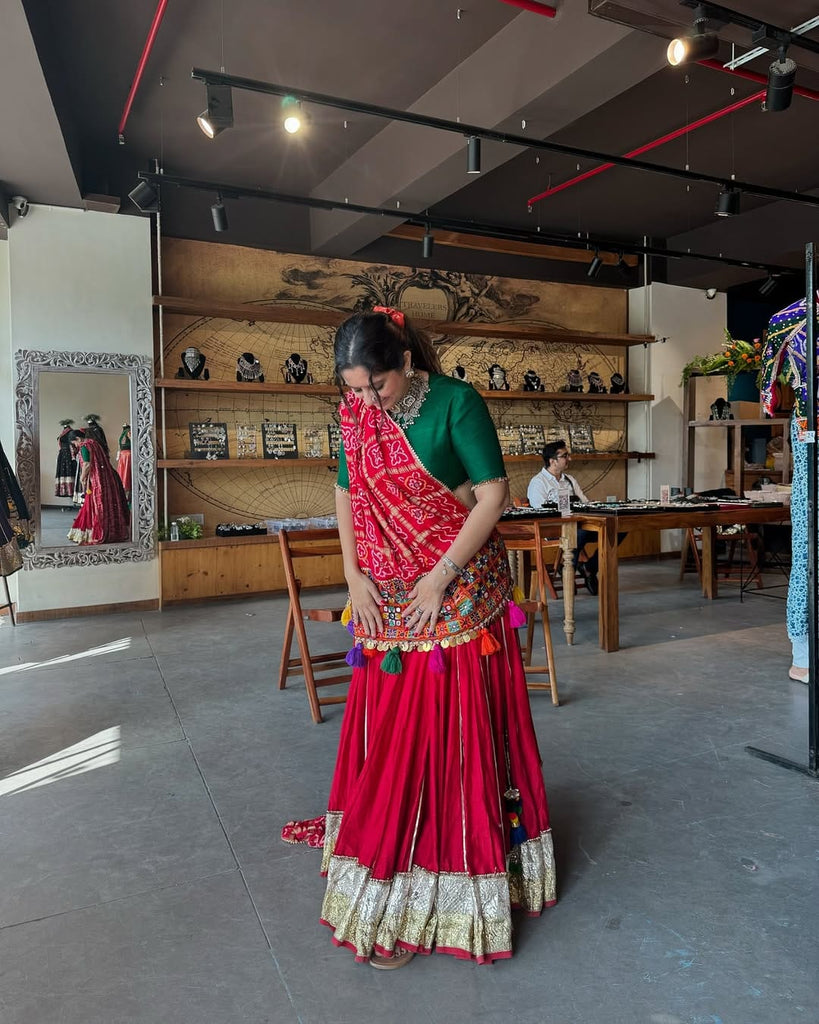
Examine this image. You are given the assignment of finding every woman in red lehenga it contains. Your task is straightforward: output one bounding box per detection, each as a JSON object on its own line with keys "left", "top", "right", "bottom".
{"left": 315, "top": 307, "right": 556, "bottom": 969}
{"left": 66, "top": 431, "right": 130, "bottom": 545}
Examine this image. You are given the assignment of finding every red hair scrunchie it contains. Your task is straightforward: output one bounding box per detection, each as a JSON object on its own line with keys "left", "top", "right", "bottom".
{"left": 372, "top": 305, "right": 406, "bottom": 328}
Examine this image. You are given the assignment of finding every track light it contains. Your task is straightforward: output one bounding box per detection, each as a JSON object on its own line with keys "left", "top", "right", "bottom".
{"left": 128, "top": 180, "right": 159, "bottom": 213}
{"left": 667, "top": 6, "right": 719, "bottom": 67}
{"left": 759, "top": 274, "right": 778, "bottom": 297}
{"left": 211, "top": 197, "right": 228, "bottom": 232}
{"left": 715, "top": 187, "right": 740, "bottom": 217}
{"left": 282, "top": 96, "right": 303, "bottom": 134}
{"left": 616, "top": 253, "right": 631, "bottom": 279}
{"left": 467, "top": 136, "right": 481, "bottom": 174}
{"left": 587, "top": 252, "right": 603, "bottom": 279}
{"left": 422, "top": 227, "right": 434, "bottom": 259}
{"left": 764, "top": 50, "right": 797, "bottom": 112}
{"left": 705, "top": 287, "right": 718, "bottom": 300}
{"left": 196, "top": 83, "right": 234, "bottom": 139}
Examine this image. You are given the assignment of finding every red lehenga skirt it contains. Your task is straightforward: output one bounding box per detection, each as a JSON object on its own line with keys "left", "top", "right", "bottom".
{"left": 319, "top": 607, "right": 556, "bottom": 964}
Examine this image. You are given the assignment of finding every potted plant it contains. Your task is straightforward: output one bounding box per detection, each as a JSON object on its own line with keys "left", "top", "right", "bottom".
{"left": 680, "top": 330, "right": 764, "bottom": 399}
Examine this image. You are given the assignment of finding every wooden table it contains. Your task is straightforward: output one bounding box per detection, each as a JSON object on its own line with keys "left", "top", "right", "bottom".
{"left": 575, "top": 505, "right": 791, "bottom": 652}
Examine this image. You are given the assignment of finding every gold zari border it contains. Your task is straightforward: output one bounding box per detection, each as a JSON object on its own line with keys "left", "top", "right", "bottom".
{"left": 320, "top": 815, "right": 556, "bottom": 960}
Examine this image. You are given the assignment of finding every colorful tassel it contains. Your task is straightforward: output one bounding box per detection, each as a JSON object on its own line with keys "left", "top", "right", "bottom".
{"left": 345, "top": 643, "right": 366, "bottom": 668}
{"left": 507, "top": 602, "right": 528, "bottom": 629}
{"left": 504, "top": 787, "right": 528, "bottom": 848}
{"left": 340, "top": 602, "right": 352, "bottom": 627}
{"left": 363, "top": 646, "right": 378, "bottom": 658}
{"left": 346, "top": 619, "right": 356, "bottom": 636}
{"left": 479, "top": 628, "right": 501, "bottom": 656}
{"left": 381, "top": 646, "right": 403, "bottom": 675}
{"left": 430, "top": 644, "right": 446, "bottom": 674}
{"left": 512, "top": 585, "right": 526, "bottom": 606}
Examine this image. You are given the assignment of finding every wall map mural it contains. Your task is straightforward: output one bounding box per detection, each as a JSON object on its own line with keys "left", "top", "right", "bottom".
{"left": 160, "top": 240, "right": 629, "bottom": 530}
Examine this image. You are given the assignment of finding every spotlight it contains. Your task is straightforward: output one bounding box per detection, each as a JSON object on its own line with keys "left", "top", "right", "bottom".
{"left": 587, "top": 252, "right": 603, "bottom": 279}
{"left": 715, "top": 187, "right": 740, "bottom": 217}
{"left": 196, "top": 83, "right": 233, "bottom": 139}
{"left": 422, "top": 227, "right": 434, "bottom": 259}
{"left": 128, "top": 180, "right": 159, "bottom": 213}
{"left": 759, "top": 274, "right": 778, "bottom": 297}
{"left": 282, "top": 96, "right": 303, "bottom": 134}
{"left": 667, "top": 5, "right": 719, "bottom": 67}
{"left": 211, "top": 197, "right": 228, "bottom": 232}
{"left": 616, "top": 253, "right": 631, "bottom": 279}
{"left": 705, "top": 287, "right": 718, "bottom": 300}
{"left": 467, "top": 136, "right": 481, "bottom": 174}
{"left": 764, "top": 51, "right": 797, "bottom": 112}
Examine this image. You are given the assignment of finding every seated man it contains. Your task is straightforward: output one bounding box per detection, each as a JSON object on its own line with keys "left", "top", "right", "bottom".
{"left": 527, "top": 439, "right": 609, "bottom": 594}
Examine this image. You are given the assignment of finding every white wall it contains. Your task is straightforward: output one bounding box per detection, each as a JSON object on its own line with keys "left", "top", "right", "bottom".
{"left": 1, "top": 206, "right": 158, "bottom": 614}
{"left": 628, "top": 282, "right": 728, "bottom": 551}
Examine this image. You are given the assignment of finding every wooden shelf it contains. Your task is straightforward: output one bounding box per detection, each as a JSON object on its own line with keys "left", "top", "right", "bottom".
{"left": 505, "top": 452, "right": 654, "bottom": 462}
{"left": 158, "top": 458, "right": 338, "bottom": 469}
{"left": 481, "top": 391, "right": 653, "bottom": 402}
{"left": 155, "top": 377, "right": 339, "bottom": 396}
{"left": 688, "top": 418, "right": 789, "bottom": 427}
{"left": 153, "top": 295, "right": 655, "bottom": 348}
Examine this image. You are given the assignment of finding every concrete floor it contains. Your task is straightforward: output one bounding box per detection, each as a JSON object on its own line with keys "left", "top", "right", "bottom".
{"left": 0, "top": 563, "right": 816, "bottom": 1024}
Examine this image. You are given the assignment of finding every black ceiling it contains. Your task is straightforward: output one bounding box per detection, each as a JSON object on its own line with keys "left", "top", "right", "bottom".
{"left": 3, "top": 0, "right": 819, "bottom": 299}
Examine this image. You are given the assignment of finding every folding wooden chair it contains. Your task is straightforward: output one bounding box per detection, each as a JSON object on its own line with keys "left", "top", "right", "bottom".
{"left": 277, "top": 528, "right": 352, "bottom": 723}
{"left": 499, "top": 520, "right": 560, "bottom": 705}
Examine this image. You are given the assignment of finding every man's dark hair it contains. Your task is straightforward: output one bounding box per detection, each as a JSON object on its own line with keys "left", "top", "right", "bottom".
{"left": 541, "top": 439, "right": 567, "bottom": 466}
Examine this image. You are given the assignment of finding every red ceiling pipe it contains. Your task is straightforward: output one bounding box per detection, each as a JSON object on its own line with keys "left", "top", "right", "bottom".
{"left": 498, "top": 0, "right": 557, "bottom": 18}
{"left": 117, "top": 0, "right": 169, "bottom": 144}
{"left": 698, "top": 58, "right": 819, "bottom": 102}
{"left": 528, "top": 89, "right": 764, "bottom": 206}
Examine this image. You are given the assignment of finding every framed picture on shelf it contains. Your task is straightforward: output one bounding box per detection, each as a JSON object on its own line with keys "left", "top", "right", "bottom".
{"left": 519, "top": 424, "right": 545, "bottom": 454}
{"left": 569, "top": 423, "right": 595, "bottom": 453}
{"left": 261, "top": 422, "right": 299, "bottom": 459}
{"left": 188, "top": 421, "right": 230, "bottom": 460}
{"left": 235, "top": 424, "right": 259, "bottom": 459}
{"left": 496, "top": 426, "right": 522, "bottom": 455}
{"left": 302, "top": 426, "right": 325, "bottom": 459}
{"left": 327, "top": 424, "right": 342, "bottom": 459}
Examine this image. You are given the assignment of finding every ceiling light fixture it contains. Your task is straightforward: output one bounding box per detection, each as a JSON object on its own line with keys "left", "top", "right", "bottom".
{"left": 587, "top": 251, "right": 603, "bottom": 279}
{"left": 282, "top": 96, "right": 303, "bottom": 134}
{"left": 705, "top": 287, "right": 718, "bottom": 300}
{"left": 422, "top": 227, "right": 434, "bottom": 259}
{"left": 467, "top": 136, "right": 481, "bottom": 174}
{"left": 128, "top": 180, "right": 159, "bottom": 212}
{"left": 211, "top": 196, "right": 228, "bottom": 232}
{"left": 764, "top": 48, "right": 797, "bottom": 111}
{"left": 759, "top": 274, "right": 778, "bottom": 297}
{"left": 667, "top": 5, "right": 719, "bottom": 66}
{"left": 715, "top": 187, "right": 740, "bottom": 217}
{"left": 196, "top": 83, "right": 234, "bottom": 139}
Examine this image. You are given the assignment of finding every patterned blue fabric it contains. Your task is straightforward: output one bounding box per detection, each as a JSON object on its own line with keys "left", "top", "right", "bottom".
{"left": 787, "top": 414, "right": 809, "bottom": 647}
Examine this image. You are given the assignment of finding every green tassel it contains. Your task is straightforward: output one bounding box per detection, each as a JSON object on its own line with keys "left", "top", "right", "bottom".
{"left": 381, "top": 645, "right": 403, "bottom": 675}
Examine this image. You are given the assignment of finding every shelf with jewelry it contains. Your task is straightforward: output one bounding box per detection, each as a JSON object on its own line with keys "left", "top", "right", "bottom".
{"left": 154, "top": 293, "right": 657, "bottom": 603}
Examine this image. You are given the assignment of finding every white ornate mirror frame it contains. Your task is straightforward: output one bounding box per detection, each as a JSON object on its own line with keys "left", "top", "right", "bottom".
{"left": 15, "top": 349, "right": 155, "bottom": 569}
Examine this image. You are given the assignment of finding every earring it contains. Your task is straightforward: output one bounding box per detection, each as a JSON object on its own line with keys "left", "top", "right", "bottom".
{"left": 406, "top": 367, "right": 415, "bottom": 378}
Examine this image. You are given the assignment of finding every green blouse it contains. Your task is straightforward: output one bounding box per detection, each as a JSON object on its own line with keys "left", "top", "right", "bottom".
{"left": 337, "top": 374, "right": 506, "bottom": 491}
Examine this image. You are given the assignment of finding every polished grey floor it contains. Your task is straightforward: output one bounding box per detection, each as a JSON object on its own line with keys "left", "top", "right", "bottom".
{"left": 0, "top": 564, "right": 816, "bottom": 1024}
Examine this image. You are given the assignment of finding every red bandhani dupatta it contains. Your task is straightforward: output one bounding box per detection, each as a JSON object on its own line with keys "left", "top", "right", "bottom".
{"left": 70, "top": 439, "right": 130, "bottom": 545}
{"left": 340, "top": 397, "right": 512, "bottom": 652}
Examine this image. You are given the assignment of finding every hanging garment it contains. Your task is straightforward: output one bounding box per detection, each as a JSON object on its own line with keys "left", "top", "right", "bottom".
{"left": 0, "top": 440, "right": 32, "bottom": 576}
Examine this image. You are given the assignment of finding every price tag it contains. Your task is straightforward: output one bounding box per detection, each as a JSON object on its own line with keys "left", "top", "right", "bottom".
{"left": 796, "top": 418, "right": 815, "bottom": 443}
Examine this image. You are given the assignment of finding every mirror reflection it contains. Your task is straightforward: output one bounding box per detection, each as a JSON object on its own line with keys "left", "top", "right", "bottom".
{"left": 37, "top": 371, "right": 133, "bottom": 547}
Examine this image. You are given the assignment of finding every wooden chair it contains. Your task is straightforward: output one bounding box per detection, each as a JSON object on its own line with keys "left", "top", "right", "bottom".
{"left": 680, "top": 525, "right": 762, "bottom": 588}
{"left": 500, "top": 520, "right": 560, "bottom": 705}
{"left": 277, "top": 528, "right": 352, "bottom": 723}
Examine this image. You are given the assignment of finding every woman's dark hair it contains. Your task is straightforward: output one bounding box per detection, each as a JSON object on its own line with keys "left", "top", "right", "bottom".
{"left": 67, "top": 429, "right": 87, "bottom": 444}
{"left": 333, "top": 310, "right": 441, "bottom": 384}
{"left": 542, "top": 439, "right": 567, "bottom": 466}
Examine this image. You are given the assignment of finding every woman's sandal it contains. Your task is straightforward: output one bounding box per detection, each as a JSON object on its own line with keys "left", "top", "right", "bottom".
{"left": 789, "top": 665, "right": 809, "bottom": 683}
{"left": 368, "top": 947, "right": 416, "bottom": 970}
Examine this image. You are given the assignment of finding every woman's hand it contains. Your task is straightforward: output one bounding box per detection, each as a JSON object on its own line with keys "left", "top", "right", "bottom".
{"left": 347, "top": 571, "right": 383, "bottom": 638}
{"left": 404, "top": 571, "right": 450, "bottom": 635}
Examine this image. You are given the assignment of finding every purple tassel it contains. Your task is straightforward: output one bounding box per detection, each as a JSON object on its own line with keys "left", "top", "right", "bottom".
{"left": 345, "top": 643, "right": 366, "bottom": 667}
{"left": 430, "top": 644, "right": 446, "bottom": 674}
{"left": 507, "top": 602, "right": 528, "bottom": 628}
{"left": 346, "top": 619, "right": 356, "bottom": 636}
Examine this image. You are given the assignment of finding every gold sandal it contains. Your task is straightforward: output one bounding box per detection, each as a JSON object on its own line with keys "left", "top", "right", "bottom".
{"left": 368, "top": 947, "right": 416, "bottom": 970}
